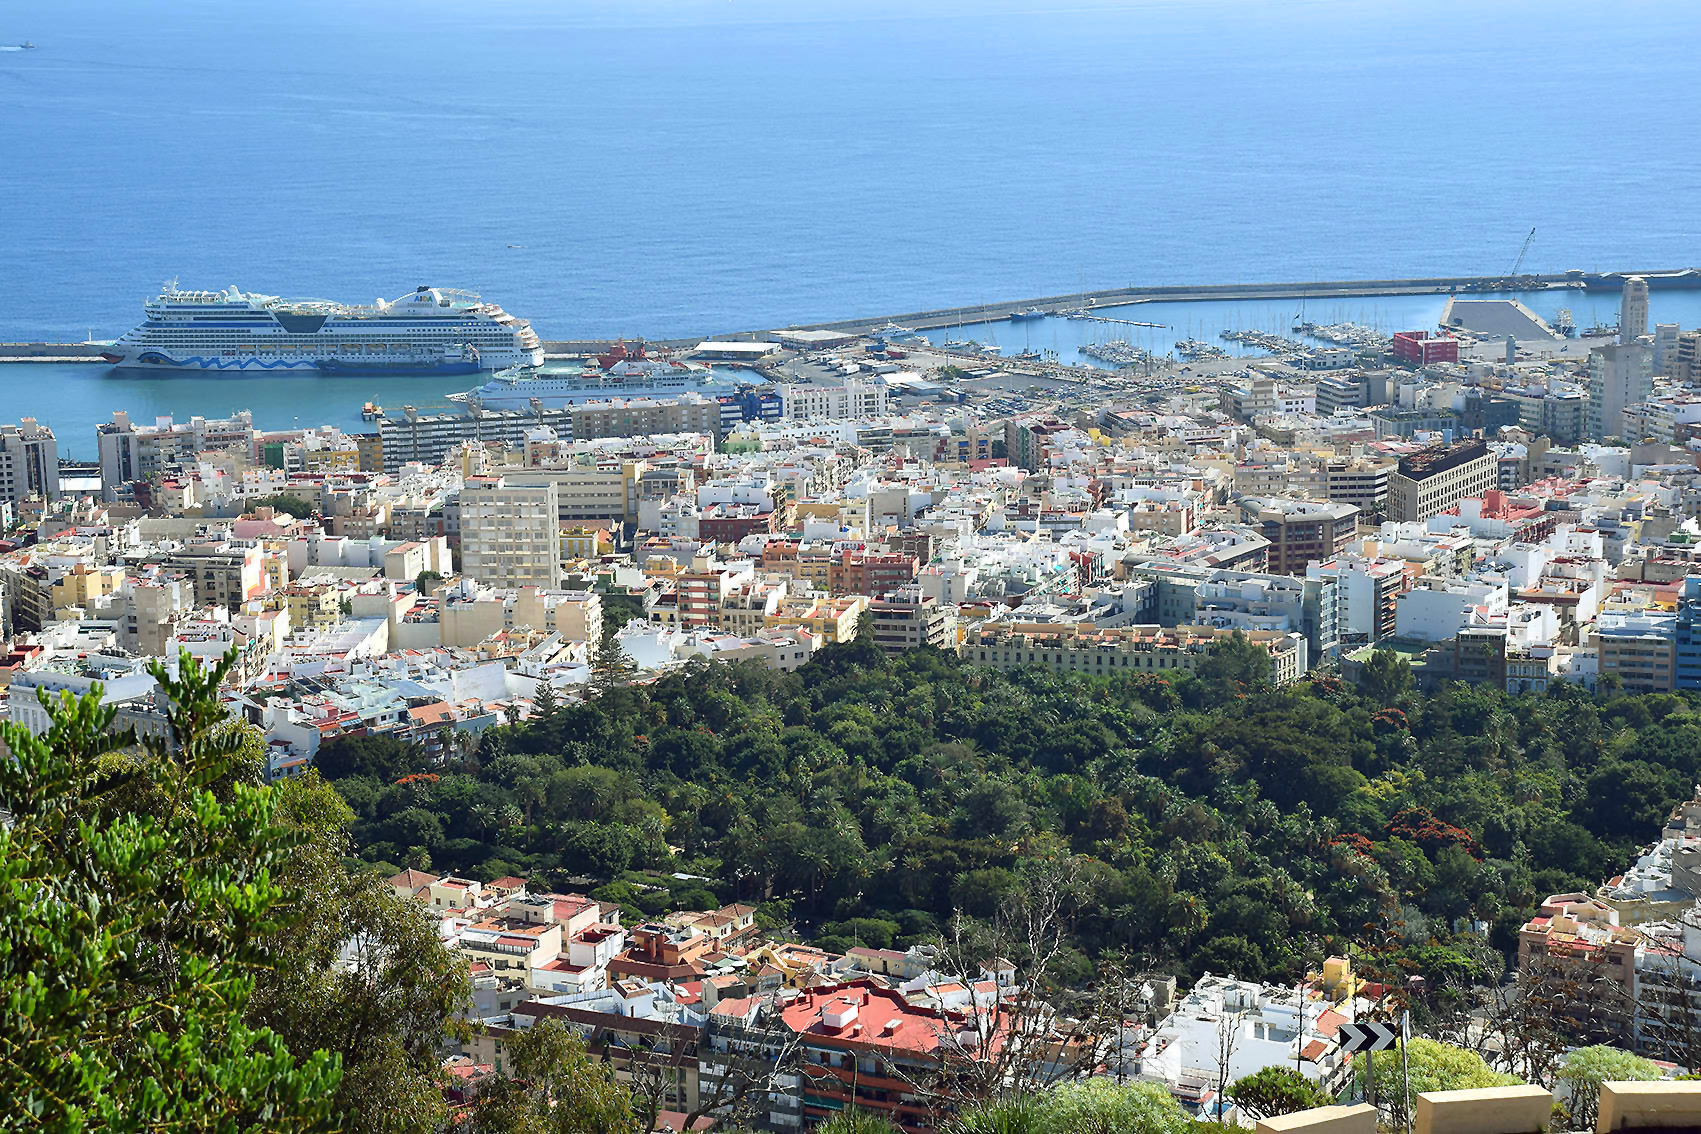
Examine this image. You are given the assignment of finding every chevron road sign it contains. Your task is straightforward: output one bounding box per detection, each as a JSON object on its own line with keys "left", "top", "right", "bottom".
{"left": 1337, "top": 1021, "right": 1400, "bottom": 1053}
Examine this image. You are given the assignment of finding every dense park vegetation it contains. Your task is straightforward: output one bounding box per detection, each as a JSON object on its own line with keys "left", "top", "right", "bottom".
{"left": 12, "top": 640, "right": 1701, "bottom": 1127}
{"left": 322, "top": 634, "right": 1701, "bottom": 989}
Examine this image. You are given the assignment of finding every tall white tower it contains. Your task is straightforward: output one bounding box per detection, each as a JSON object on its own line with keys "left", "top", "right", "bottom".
{"left": 1621, "top": 275, "right": 1650, "bottom": 344}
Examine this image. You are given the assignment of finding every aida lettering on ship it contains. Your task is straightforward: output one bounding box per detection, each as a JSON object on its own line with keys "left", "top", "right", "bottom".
{"left": 101, "top": 282, "right": 544, "bottom": 374}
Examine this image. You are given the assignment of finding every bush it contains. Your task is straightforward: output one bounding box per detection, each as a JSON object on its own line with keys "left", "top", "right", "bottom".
{"left": 819, "top": 1108, "right": 902, "bottom": 1134}
{"left": 1558, "top": 1045, "right": 1661, "bottom": 1129}
{"left": 1229, "top": 1066, "right": 1334, "bottom": 1119}
{"left": 951, "top": 1081, "right": 1195, "bottom": 1134}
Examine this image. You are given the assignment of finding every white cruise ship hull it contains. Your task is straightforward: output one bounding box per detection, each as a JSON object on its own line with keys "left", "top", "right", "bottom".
{"left": 450, "top": 371, "right": 745, "bottom": 410}
{"left": 105, "top": 283, "right": 545, "bottom": 375}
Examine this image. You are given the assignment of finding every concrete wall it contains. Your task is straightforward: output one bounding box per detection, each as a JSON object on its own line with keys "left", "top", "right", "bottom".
{"left": 1599, "top": 1081, "right": 1701, "bottom": 1130}
{"left": 1414, "top": 1086, "right": 1551, "bottom": 1134}
{"left": 1255, "top": 1103, "right": 1377, "bottom": 1134}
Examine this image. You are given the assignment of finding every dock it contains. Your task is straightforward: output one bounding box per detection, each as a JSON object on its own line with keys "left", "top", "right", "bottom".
{"left": 6, "top": 266, "right": 1697, "bottom": 362}
{"left": 1078, "top": 315, "right": 1169, "bottom": 329}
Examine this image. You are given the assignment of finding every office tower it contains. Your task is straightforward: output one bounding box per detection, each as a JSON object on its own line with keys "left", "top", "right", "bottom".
{"left": 1621, "top": 275, "right": 1650, "bottom": 344}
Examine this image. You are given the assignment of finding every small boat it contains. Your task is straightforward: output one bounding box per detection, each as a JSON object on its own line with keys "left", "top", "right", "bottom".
{"left": 1008, "top": 307, "right": 1046, "bottom": 321}
{"left": 19, "top": 42, "right": 36, "bottom": 49}
{"left": 943, "top": 338, "right": 977, "bottom": 351}
{"left": 507, "top": 243, "right": 525, "bottom": 249}
{"left": 1015, "top": 348, "right": 1042, "bottom": 361}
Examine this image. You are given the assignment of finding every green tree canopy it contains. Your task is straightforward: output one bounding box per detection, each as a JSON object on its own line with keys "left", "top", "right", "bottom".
{"left": 249, "top": 772, "right": 471, "bottom": 1134}
{"left": 1363, "top": 1039, "right": 1521, "bottom": 1130}
{"left": 469, "top": 1019, "right": 639, "bottom": 1134}
{"left": 1229, "top": 1066, "right": 1335, "bottom": 1119}
{"left": 948, "top": 1080, "right": 1196, "bottom": 1133}
{"left": 1557, "top": 1045, "right": 1661, "bottom": 1129}
{"left": 0, "top": 652, "right": 343, "bottom": 1127}
{"left": 251, "top": 492, "right": 317, "bottom": 518}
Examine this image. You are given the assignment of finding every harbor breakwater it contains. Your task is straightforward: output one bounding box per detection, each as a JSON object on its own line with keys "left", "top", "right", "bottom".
{"left": 7, "top": 268, "right": 1698, "bottom": 361}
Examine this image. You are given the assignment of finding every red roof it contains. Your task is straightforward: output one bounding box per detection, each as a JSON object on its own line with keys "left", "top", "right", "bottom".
{"left": 779, "top": 981, "right": 997, "bottom": 1058}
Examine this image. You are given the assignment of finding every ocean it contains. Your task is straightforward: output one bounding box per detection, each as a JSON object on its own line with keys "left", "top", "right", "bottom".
{"left": 3, "top": 0, "right": 1700, "bottom": 452}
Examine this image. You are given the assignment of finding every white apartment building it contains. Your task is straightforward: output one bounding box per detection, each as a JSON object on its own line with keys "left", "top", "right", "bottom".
{"left": 781, "top": 379, "right": 890, "bottom": 422}
{"left": 1387, "top": 439, "right": 1496, "bottom": 523}
{"left": 460, "top": 477, "right": 562, "bottom": 589}
{"left": 0, "top": 418, "right": 59, "bottom": 506}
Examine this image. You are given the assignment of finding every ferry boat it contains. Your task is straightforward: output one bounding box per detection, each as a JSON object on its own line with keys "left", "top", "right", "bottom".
{"left": 449, "top": 356, "right": 749, "bottom": 411}
{"left": 102, "top": 282, "right": 544, "bottom": 373}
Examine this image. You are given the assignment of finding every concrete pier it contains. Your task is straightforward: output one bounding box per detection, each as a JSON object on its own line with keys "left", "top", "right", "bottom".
{"left": 7, "top": 267, "right": 1697, "bottom": 362}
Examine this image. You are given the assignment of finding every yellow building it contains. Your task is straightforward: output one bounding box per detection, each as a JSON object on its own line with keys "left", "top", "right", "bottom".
{"left": 561, "top": 526, "right": 614, "bottom": 559}
{"left": 796, "top": 545, "right": 836, "bottom": 592}
{"left": 766, "top": 595, "right": 867, "bottom": 644}
{"left": 355, "top": 434, "right": 383, "bottom": 472}
{"left": 303, "top": 446, "right": 359, "bottom": 472}
{"left": 49, "top": 564, "right": 125, "bottom": 617}
{"left": 283, "top": 581, "right": 343, "bottom": 631}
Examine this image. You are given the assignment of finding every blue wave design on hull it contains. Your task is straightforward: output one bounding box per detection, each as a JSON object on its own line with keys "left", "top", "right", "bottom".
{"left": 127, "top": 352, "right": 321, "bottom": 370}
{"left": 120, "top": 352, "right": 486, "bottom": 375}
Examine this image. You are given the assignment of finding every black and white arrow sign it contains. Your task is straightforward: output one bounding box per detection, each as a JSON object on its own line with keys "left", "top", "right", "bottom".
{"left": 1336, "top": 1021, "right": 1400, "bottom": 1053}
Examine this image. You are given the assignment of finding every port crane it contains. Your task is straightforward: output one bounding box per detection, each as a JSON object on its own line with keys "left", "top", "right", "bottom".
{"left": 1508, "top": 227, "right": 1536, "bottom": 278}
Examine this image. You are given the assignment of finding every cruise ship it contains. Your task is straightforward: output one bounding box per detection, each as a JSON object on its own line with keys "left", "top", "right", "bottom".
{"left": 449, "top": 354, "right": 751, "bottom": 411}
{"left": 102, "top": 283, "right": 544, "bottom": 373}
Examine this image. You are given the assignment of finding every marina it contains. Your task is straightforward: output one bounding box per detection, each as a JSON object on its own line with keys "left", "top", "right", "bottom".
{"left": 10, "top": 268, "right": 1701, "bottom": 458}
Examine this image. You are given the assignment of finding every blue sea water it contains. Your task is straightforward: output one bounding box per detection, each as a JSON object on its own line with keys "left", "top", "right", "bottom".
{"left": 3, "top": 0, "right": 1701, "bottom": 452}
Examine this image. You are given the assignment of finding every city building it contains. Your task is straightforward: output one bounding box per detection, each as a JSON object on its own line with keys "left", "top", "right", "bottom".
{"left": 781, "top": 379, "right": 890, "bottom": 422}
{"left": 867, "top": 587, "right": 956, "bottom": 653}
{"left": 1386, "top": 438, "right": 1496, "bottom": 523}
{"left": 1596, "top": 612, "right": 1677, "bottom": 694}
{"left": 95, "top": 411, "right": 259, "bottom": 501}
{"left": 0, "top": 418, "right": 59, "bottom": 506}
{"left": 1621, "top": 275, "right": 1650, "bottom": 345}
{"left": 1676, "top": 330, "right": 1701, "bottom": 386}
{"left": 1391, "top": 330, "right": 1460, "bottom": 366}
{"left": 1324, "top": 457, "right": 1394, "bottom": 518}
{"left": 1307, "top": 554, "right": 1405, "bottom": 645}
{"left": 1676, "top": 576, "right": 1701, "bottom": 692}
{"left": 1587, "top": 343, "right": 1654, "bottom": 441}
{"left": 1136, "top": 973, "right": 1357, "bottom": 1115}
{"left": 460, "top": 476, "right": 562, "bottom": 589}
{"left": 963, "top": 622, "right": 1307, "bottom": 685}
{"left": 1654, "top": 323, "right": 1681, "bottom": 374}
{"left": 777, "top": 981, "right": 995, "bottom": 1133}
{"left": 1237, "top": 498, "right": 1358, "bottom": 575}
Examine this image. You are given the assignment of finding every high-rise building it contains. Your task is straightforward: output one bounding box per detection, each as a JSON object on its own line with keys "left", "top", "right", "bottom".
{"left": 1654, "top": 323, "right": 1682, "bottom": 375}
{"left": 1587, "top": 343, "right": 1654, "bottom": 441}
{"left": 1675, "top": 577, "right": 1701, "bottom": 692}
{"left": 1324, "top": 458, "right": 1395, "bottom": 517}
{"left": 0, "top": 418, "right": 59, "bottom": 507}
{"left": 1676, "top": 331, "right": 1701, "bottom": 386}
{"left": 96, "top": 410, "right": 256, "bottom": 502}
{"left": 1387, "top": 438, "right": 1495, "bottom": 522}
{"left": 1621, "top": 276, "right": 1650, "bottom": 344}
{"left": 459, "top": 476, "right": 562, "bottom": 589}
{"left": 1238, "top": 497, "right": 1359, "bottom": 574}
